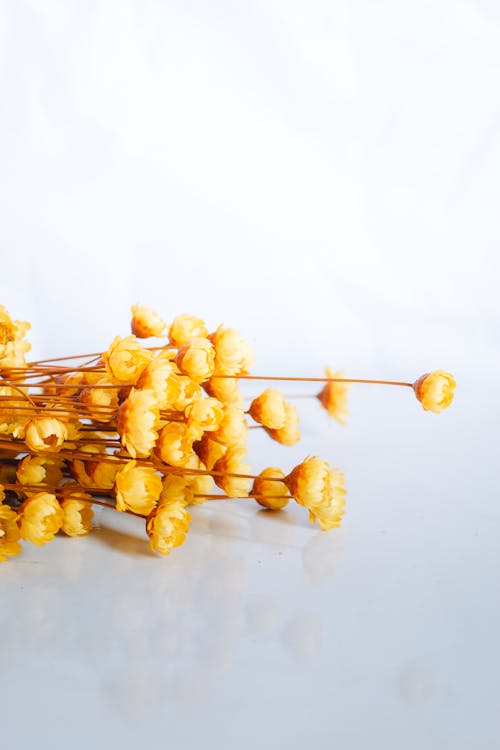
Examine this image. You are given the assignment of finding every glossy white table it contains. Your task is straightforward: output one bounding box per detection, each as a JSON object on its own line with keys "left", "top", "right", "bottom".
{"left": 2, "top": 382, "right": 496, "bottom": 749}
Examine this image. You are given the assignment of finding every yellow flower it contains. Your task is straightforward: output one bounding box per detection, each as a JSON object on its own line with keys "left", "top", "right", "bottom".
{"left": 213, "top": 406, "right": 248, "bottom": 450}
{"left": 176, "top": 337, "right": 216, "bottom": 383}
{"left": 17, "top": 455, "right": 63, "bottom": 487}
{"left": 79, "top": 376, "right": 119, "bottom": 422}
{"left": 102, "top": 335, "right": 153, "bottom": 384}
{"left": 60, "top": 493, "right": 94, "bottom": 536}
{"left": 25, "top": 416, "right": 68, "bottom": 453}
{"left": 131, "top": 304, "right": 166, "bottom": 338}
{"left": 0, "top": 500, "right": 21, "bottom": 562}
{"left": 117, "top": 388, "right": 160, "bottom": 458}
{"left": 195, "top": 434, "right": 227, "bottom": 470}
{"left": 146, "top": 499, "right": 191, "bottom": 556}
{"left": 155, "top": 422, "right": 195, "bottom": 467}
{"left": 114, "top": 461, "right": 162, "bottom": 515}
{"left": 168, "top": 314, "right": 208, "bottom": 347}
{"left": 185, "top": 397, "right": 224, "bottom": 441}
{"left": 204, "top": 375, "right": 245, "bottom": 408}
{"left": 160, "top": 474, "right": 194, "bottom": 505}
{"left": 19, "top": 492, "right": 64, "bottom": 546}
{"left": 88, "top": 457, "right": 122, "bottom": 490}
{"left": 308, "top": 469, "right": 346, "bottom": 530}
{"left": 413, "top": 371, "right": 456, "bottom": 413}
{"left": 249, "top": 388, "right": 287, "bottom": 429}
{"left": 138, "top": 354, "right": 181, "bottom": 409}
{"left": 265, "top": 402, "right": 300, "bottom": 446}
{"left": 252, "top": 468, "right": 290, "bottom": 510}
{"left": 70, "top": 443, "right": 103, "bottom": 488}
{"left": 285, "top": 457, "right": 346, "bottom": 531}
{"left": 213, "top": 451, "right": 251, "bottom": 498}
{"left": 171, "top": 376, "right": 202, "bottom": 411}
{"left": 317, "top": 367, "right": 350, "bottom": 424}
{"left": 209, "top": 326, "right": 254, "bottom": 376}
{"left": 0, "top": 386, "right": 28, "bottom": 438}
{"left": 0, "top": 304, "right": 31, "bottom": 370}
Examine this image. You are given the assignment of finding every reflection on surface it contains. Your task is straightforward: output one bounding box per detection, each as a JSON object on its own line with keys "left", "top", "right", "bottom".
{"left": 0, "top": 500, "right": 343, "bottom": 722}
{"left": 398, "top": 659, "right": 436, "bottom": 708}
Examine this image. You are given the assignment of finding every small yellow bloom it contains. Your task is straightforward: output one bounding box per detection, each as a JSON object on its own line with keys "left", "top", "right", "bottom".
{"left": 156, "top": 422, "right": 195, "bottom": 467}
{"left": 0, "top": 501, "right": 21, "bottom": 562}
{"left": 213, "top": 406, "right": 248, "bottom": 450}
{"left": 213, "top": 451, "right": 251, "bottom": 498}
{"left": 146, "top": 499, "right": 191, "bottom": 556}
{"left": 19, "top": 492, "right": 64, "bottom": 546}
{"left": 249, "top": 388, "right": 287, "bottom": 430}
{"left": 176, "top": 337, "right": 216, "bottom": 383}
{"left": 209, "top": 326, "right": 254, "bottom": 376}
{"left": 17, "top": 455, "right": 63, "bottom": 487}
{"left": 114, "top": 461, "right": 162, "bottom": 515}
{"left": 266, "top": 402, "right": 300, "bottom": 446}
{"left": 252, "top": 468, "right": 290, "bottom": 510}
{"left": 138, "top": 354, "right": 181, "bottom": 409}
{"left": 172, "top": 376, "right": 202, "bottom": 411}
{"left": 0, "top": 386, "right": 28, "bottom": 438}
{"left": 160, "top": 474, "right": 194, "bottom": 505}
{"left": 70, "top": 443, "right": 103, "bottom": 488}
{"left": 0, "top": 304, "right": 31, "bottom": 370}
{"left": 285, "top": 457, "right": 347, "bottom": 531}
{"left": 25, "top": 416, "right": 68, "bottom": 453}
{"left": 204, "top": 375, "right": 245, "bottom": 408}
{"left": 88, "top": 457, "right": 122, "bottom": 490}
{"left": 413, "top": 371, "right": 456, "bottom": 413}
{"left": 317, "top": 367, "right": 350, "bottom": 424}
{"left": 131, "top": 304, "right": 166, "bottom": 338}
{"left": 117, "top": 388, "right": 160, "bottom": 458}
{"left": 102, "top": 335, "right": 153, "bottom": 384}
{"left": 168, "top": 314, "right": 208, "bottom": 347}
{"left": 60, "top": 493, "right": 94, "bottom": 536}
{"left": 185, "top": 397, "right": 224, "bottom": 441}
{"left": 195, "top": 434, "right": 227, "bottom": 470}
{"left": 79, "top": 376, "right": 119, "bottom": 422}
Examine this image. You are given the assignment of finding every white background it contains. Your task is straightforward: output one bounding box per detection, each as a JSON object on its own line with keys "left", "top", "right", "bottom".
{"left": 1, "top": 2, "right": 499, "bottom": 749}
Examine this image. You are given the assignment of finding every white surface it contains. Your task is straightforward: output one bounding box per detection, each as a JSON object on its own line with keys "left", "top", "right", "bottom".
{"left": 2, "top": 388, "right": 499, "bottom": 749}
{"left": 1, "top": 1, "right": 499, "bottom": 748}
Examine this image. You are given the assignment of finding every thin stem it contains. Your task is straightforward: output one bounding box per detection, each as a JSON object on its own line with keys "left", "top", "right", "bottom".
{"left": 212, "top": 374, "right": 413, "bottom": 387}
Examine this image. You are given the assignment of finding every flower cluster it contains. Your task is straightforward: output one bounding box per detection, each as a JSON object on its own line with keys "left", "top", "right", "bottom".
{"left": 0, "top": 304, "right": 456, "bottom": 562}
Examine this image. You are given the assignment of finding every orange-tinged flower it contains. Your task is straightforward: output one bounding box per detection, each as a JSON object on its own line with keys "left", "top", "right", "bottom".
{"left": 70, "top": 443, "right": 103, "bottom": 488}
{"left": 195, "top": 434, "right": 227, "bottom": 470}
{"left": 117, "top": 388, "right": 160, "bottom": 458}
{"left": 265, "top": 402, "right": 300, "bottom": 446}
{"left": 168, "top": 314, "right": 208, "bottom": 347}
{"left": 204, "top": 375, "right": 244, "bottom": 408}
{"left": 88, "top": 457, "right": 122, "bottom": 490}
{"left": 146, "top": 499, "right": 191, "bottom": 556}
{"left": 17, "top": 455, "right": 63, "bottom": 487}
{"left": 138, "top": 354, "right": 180, "bottom": 409}
{"left": 19, "top": 492, "right": 63, "bottom": 545}
{"left": 79, "top": 376, "right": 119, "bottom": 422}
{"left": 61, "top": 493, "right": 94, "bottom": 536}
{"left": 131, "top": 304, "right": 166, "bottom": 338}
{"left": 155, "top": 422, "right": 195, "bottom": 467}
{"left": 213, "top": 406, "right": 248, "bottom": 450}
{"left": 0, "top": 305, "right": 31, "bottom": 370}
{"left": 25, "top": 417, "right": 68, "bottom": 453}
{"left": 209, "top": 326, "right": 254, "bottom": 376}
{"left": 0, "top": 500, "right": 21, "bottom": 562}
{"left": 176, "top": 338, "right": 216, "bottom": 383}
{"left": 114, "top": 461, "right": 162, "bottom": 515}
{"left": 285, "top": 457, "right": 346, "bottom": 530}
{"left": 413, "top": 371, "right": 456, "bottom": 413}
{"left": 102, "top": 335, "right": 153, "bottom": 384}
{"left": 185, "top": 397, "right": 224, "bottom": 441}
{"left": 213, "top": 451, "right": 251, "bottom": 498}
{"left": 317, "top": 367, "right": 350, "bottom": 424}
{"left": 249, "top": 388, "right": 287, "bottom": 430}
{"left": 172, "top": 376, "right": 202, "bottom": 411}
{"left": 252, "top": 468, "right": 290, "bottom": 510}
